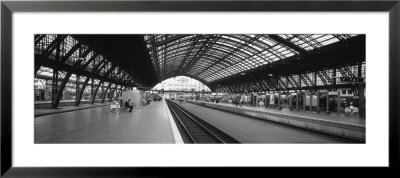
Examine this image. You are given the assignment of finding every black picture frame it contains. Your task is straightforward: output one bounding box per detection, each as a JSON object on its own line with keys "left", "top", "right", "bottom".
{"left": 1, "top": 0, "right": 399, "bottom": 177}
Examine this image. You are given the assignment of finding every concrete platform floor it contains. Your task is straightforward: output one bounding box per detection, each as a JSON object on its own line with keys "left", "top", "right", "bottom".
{"left": 35, "top": 100, "right": 179, "bottom": 144}
{"left": 35, "top": 103, "right": 110, "bottom": 117}
{"left": 196, "top": 101, "right": 365, "bottom": 126}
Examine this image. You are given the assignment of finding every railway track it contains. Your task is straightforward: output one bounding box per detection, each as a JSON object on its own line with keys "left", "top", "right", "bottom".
{"left": 166, "top": 99, "right": 240, "bottom": 144}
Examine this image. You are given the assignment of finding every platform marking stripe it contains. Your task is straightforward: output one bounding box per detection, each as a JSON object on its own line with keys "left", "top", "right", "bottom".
{"left": 163, "top": 99, "right": 184, "bottom": 144}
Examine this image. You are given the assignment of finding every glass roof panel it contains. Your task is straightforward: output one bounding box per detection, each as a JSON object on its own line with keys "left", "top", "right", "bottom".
{"left": 144, "top": 34, "right": 359, "bottom": 83}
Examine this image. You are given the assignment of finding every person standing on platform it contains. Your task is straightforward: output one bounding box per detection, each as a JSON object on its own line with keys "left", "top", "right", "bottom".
{"left": 235, "top": 97, "right": 239, "bottom": 107}
{"left": 126, "top": 99, "right": 133, "bottom": 112}
{"left": 259, "top": 100, "right": 264, "bottom": 108}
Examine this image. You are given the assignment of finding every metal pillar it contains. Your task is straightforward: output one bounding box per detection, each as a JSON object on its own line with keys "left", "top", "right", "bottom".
{"left": 101, "top": 83, "right": 112, "bottom": 103}
{"left": 109, "top": 85, "right": 118, "bottom": 102}
{"left": 265, "top": 94, "right": 268, "bottom": 108}
{"left": 74, "top": 77, "right": 91, "bottom": 106}
{"left": 91, "top": 81, "right": 103, "bottom": 104}
{"left": 50, "top": 41, "right": 61, "bottom": 108}
{"left": 278, "top": 92, "right": 281, "bottom": 109}
{"left": 316, "top": 92, "right": 320, "bottom": 113}
{"left": 54, "top": 73, "right": 72, "bottom": 107}
{"left": 303, "top": 93, "right": 306, "bottom": 111}
{"left": 326, "top": 92, "right": 330, "bottom": 113}
{"left": 337, "top": 90, "right": 342, "bottom": 114}
{"left": 296, "top": 92, "right": 299, "bottom": 110}
{"left": 51, "top": 69, "right": 59, "bottom": 108}
{"left": 359, "top": 83, "right": 366, "bottom": 119}
{"left": 116, "top": 86, "right": 123, "bottom": 100}
{"left": 91, "top": 78, "right": 94, "bottom": 97}
{"left": 309, "top": 93, "right": 313, "bottom": 112}
{"left": 76, "top": 75, "right": 80, "bottom": 100}
{"left": 358, "top": 63, "right": 365, "bottom": 119}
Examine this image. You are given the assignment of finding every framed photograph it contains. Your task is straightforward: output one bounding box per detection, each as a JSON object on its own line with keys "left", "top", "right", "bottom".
{"left": 1, "top": 0, "right": 399, "bottom": 177}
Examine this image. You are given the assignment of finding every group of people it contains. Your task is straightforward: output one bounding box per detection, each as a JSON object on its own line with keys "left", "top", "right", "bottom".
{"left": 211, "top": 98, "right": 220, "bottom": 103}
{"left": 110, "top": 99, "right": 134, "bottom": 113}
{"left": 233, "top": 97, "right": 243, "bottom": 107}
{"left": 144, "top": 99, "right": 151, "bottom": 105}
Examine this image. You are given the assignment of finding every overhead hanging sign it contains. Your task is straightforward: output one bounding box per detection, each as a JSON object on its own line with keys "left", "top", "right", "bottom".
{"left": 339, "top": 77, "right": 365, "bottom": 83}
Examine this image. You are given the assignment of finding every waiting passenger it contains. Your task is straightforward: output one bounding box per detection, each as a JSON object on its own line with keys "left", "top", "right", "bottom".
{"left": 259, "top": 100, "right": 264, "bottom": 107}
{"left": 119, "top": 99, "right": 124, "bottom": 107}
{"left": 125, "top": 99, "right": 133, "bottom": 112}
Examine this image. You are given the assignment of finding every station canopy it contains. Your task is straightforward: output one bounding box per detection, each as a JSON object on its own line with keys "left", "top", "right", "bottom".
{"left": 37, "top": 34, "right": 364, "bottom": 91}
{"left": 144, "top": 34, "right": 360, "bottom": 86}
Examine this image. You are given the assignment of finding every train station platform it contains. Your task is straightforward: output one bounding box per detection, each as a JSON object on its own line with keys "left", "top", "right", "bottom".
{"left": 35, "top": 100, "right": 183, "bottom": 144}
{"left": 35, "top": 103, "right": 110, "bottom": 117}
{"left": 186, "top": 100, "right": 365, "bottom": 142}
{"left": 35, "top": 99, "right": 103, "bottom": 109}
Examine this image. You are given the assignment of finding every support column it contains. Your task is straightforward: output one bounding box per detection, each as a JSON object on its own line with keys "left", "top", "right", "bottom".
{"left": 116, "top": 86, "right": 123, "bottom": 100}
{"left": 101, "top": 83, "right": 112, "bottom": 103}
{"left": 296, "top": 92, "right": 299, "bottom": 110}
{"left": 53, "top": 73, "right": 72, "bottom": 108}
{"left": 265, "top": 94, "right": 268, "bottom": 108}
{"left": 101, "top": 83, "right": 104, "bottom": 102}
{"left": 91, "top": 78, "right": 94, "bottom": 97}
{"left": 76, "top": 75, "right": 80, "bottom": 100}
{"left": 358, "top": 63, "right": 365, "bottom": 119}
{"left": 337, "top": 90, "right": 342, "bottom": 114}
{"left": 278, "top": 91, "right": 281, "bottom": 110}
{"left": 51, "top": 69, "right": 59, "bottom": 108}
{"left": 309, "top": 93, "right": 313, "bottom": 112}
{"left": 91, "top": 81, "right": 103, "bottom": 104}
{"left": 316, "top": 92, "right": 320, "bottom": 113}
{"left": 109, "top": 85, "right": 118, "bottom": 102}
{"left": 303, "top": 93, "right": 306, "bottom": 111}
{"left": 326, "top": 92, "right": 330, "bottom": 113}
{"left": 359, "top": 83, "right": 366, "bottom": 119}
{"left": 75, "top": 77, "right": 90, "bottom": 106}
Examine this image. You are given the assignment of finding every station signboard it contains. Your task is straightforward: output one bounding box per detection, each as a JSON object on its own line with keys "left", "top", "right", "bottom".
{"left": 339, "top": 77, "right": 365, "bottom": 83}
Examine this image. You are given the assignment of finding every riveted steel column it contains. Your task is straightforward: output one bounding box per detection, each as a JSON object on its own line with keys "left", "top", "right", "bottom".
{"left": 296, "top": 92, "right": 299, "bottom": 110}
{"left": 337, "top": 90, "right": 342, "bottom": 114}
{"left": 51, "top": 70, "right": 59, "bottom": 108}
{"left": 278, "top": 91, "right": 281, "bottom": 109}
{"left": 50, "top": 42, "right": 60, "bottom": 108}
{"left": 326, "top": 92, "right": 330, "bottom": 113}
{"left": 303, "top": 92, "right": 306, "bottom": 111}
{"left": 316, "top": 92, "right": 320, "bottom": 112}
{"left": 75, "top": 77, "right": 91, "bottom": 106}
{"left": 91, "top": 81, "right": 103, "bottom": 104}
{"left": 101, "top": 83, "right": 112, "bottom": 103}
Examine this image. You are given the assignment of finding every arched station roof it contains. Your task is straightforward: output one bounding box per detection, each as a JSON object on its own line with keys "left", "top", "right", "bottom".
{"left": 35, "top": 34, "right": 365, "bottom": 91}
{"left": 145, "top": 34, "right": 359, "bottom": 85}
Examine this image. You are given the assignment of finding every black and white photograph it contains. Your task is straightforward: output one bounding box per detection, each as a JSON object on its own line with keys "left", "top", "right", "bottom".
{"left": 34, "top": 34, "right": 366, "bottom": 144}
{"left": 3, "top": 1, "right": 399, "bottom": 176}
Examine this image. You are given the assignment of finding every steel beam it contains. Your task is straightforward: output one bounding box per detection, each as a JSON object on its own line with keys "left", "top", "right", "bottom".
{"left": 101, "top": 83, "right": 113, "bottom": 103}
{"left": 74, "top": 77, "right": 91, "bottom": 106}
{"left": 269, "top": 35, "right": 307, "bottom": 54}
